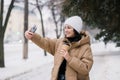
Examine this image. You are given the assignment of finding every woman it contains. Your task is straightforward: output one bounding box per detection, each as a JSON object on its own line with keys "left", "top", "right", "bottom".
{"left": 25, "top": 16, "right": 93, "bottom": 80}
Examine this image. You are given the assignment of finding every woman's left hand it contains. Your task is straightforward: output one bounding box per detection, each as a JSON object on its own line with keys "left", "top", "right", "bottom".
{"left": 60, "top": 49, "right": 71, "bottom": 60}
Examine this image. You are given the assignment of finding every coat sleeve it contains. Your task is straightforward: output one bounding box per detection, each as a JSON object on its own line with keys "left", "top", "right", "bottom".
{"left": 31, "top": 33, "right": 57, "bottom": 55}
{"left": 67, "top": 45, "right": 93, "bottom": 75}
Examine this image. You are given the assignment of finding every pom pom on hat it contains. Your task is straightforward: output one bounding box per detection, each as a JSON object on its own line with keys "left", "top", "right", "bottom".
{"left": 64, "top": 16, "right": 83, "bottom": 33}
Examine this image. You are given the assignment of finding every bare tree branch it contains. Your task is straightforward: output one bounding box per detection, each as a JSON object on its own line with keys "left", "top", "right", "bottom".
{"left": 3, "top": 0, "right": 15, "bottom": 33}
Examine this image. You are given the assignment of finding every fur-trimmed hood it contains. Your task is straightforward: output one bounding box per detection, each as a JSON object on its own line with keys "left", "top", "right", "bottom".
{"left": 62, "top": 31, "right": 91, "bottom": 49}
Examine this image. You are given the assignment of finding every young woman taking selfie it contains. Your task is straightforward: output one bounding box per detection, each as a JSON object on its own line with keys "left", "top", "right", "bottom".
{"left": 25, "top": 16, "right": 93, "bottom": 80}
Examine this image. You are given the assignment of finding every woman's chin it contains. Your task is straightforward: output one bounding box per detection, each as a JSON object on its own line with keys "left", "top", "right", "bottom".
{"left": 66, "top": 36, "right": 71, "bottom": 38}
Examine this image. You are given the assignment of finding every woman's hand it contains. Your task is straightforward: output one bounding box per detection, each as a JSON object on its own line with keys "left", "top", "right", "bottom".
{"left": 60, "top": 49, "right": 71, "bottom": 61}
{"left": 25, "top": 31, "right": 34, "bottom": 40}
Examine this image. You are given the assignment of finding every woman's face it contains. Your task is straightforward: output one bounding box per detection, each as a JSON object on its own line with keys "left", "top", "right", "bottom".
{"left": 64, "top": 24, "right": 75, "bottom": 38}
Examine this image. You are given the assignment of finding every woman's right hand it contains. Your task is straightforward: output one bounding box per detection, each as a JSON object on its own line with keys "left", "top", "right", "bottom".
{"left": 25, "top": 31, "right": 34, "bottom": 40}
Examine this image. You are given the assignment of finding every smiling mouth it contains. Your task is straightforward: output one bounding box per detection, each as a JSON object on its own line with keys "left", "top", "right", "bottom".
{"left": 65, "top": 33, "right": 70, "bottom": 36}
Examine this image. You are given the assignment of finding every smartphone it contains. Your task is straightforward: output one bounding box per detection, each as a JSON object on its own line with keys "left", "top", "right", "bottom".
{"left": 29, "top": 25, "right": 37, "bottom": 33}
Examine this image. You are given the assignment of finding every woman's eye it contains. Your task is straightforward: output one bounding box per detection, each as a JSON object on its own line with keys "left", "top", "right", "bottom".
{"left": 66, "top": 26, "right": 70, "bottom": 29}
{"left": 65, "top": 25, "right": 72, "bottom": 29}
{"left": 68, "top": 26, "right": 73, "bottom": 29}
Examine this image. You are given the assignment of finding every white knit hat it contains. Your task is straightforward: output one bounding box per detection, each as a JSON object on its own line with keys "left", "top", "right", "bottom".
{"left": 64, "top": 16, "right": 83, "bottom": 33}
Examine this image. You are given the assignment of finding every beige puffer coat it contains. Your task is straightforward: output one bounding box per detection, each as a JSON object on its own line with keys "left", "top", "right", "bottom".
{"left": 31, "top": 31, "right": 93, "bottom": 80}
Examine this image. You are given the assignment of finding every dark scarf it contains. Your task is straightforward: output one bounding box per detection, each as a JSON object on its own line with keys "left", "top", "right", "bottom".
{"left": 67, "top": 29, "right": 82, "bottom": 42}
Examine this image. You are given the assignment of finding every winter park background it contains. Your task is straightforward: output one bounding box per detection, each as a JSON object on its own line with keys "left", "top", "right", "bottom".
{"left": 0, "top": 0, "right": 120, "bottom": 80}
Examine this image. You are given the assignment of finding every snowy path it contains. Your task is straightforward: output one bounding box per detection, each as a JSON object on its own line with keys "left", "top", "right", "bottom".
{"left": 10, "top": 51, "right": 120, "bottom": 80}
{"left": 90, "top": 51, "right": 120, "bottom": 80}
{"left": 0, "top": 43, "right": 53, "bottom": 80}
{"left": 11, "top": 62, "right": 53, "bottom": 80}
{"left": 0, "top": 42, "right": 120, "bottom": 80}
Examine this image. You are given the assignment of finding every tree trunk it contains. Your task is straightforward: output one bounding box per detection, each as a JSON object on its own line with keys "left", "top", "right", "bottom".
{"left": 0, "top": 0, "right": 4, "bottom": 65}
{"left": 50, "top": 3, "right": 63, "bottom": 39}
{"left": 0, "top": 36, "right": 5, "bottom": 67}
{"left": 51, "top": 5, "right": 59, "bottom": 38}
{"left": 0, "top": 0, "right": 15, "bottom": 67}
{"left": 39, "top": 9, "right": 47, "bottom": 56}
{"left": 36, "top": 0, "right": 47, "bottom": 56}
{"left": 23, "top": 0, "right": 28, "bottom": 59}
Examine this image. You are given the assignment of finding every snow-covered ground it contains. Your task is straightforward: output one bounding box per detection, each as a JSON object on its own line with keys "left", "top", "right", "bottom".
{"left": 90, "top": 42, "right": 120, "bottom": 80}
{"left": 0, "top": 42, "right": 120, "bottom": 80}
{"left": 0, "top": 43, "right": 54, "bottom": 80}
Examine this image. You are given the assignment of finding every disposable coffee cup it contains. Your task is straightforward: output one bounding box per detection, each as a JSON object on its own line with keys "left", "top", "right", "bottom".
{"left": 62, "top": 44, "right": 70, "bottom": 51}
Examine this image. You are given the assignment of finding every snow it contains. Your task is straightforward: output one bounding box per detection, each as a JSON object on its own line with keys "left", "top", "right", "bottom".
{"left": 90, "top": 42, "right": 120, "bottom": 80}
{"left": 0, "top": 43, "right": 53, "bottom": 80}
{"left": 0, "top": 42, "right": 120, "bottom": 80}
{"left": 91, "top": 42, "right": 120, "bottom": 53}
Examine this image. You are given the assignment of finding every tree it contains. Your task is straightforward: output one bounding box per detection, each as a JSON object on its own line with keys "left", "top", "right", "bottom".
{"left": 0, "top": 0, "right": 15, "bottom": 67}
{"left": 45, "top": 0, "right": 65, "bottom": 39}
{"left": 62, "top": 0, "right": 120, "bottom": 44}
{"left": 36, "top": 0, "right": 47, "bottom": 56}
{"left": 23, "top": 0, "right": 28, "bottom": 59}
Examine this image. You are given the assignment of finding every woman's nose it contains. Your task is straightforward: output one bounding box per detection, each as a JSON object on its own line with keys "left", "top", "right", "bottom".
{"left": 64, "top": 28, "right": 68, "bottom": 32}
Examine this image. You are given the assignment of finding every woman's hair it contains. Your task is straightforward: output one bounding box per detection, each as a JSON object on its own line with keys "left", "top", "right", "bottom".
{"left": 73, "top": 29, "right": 82, "bottom": 41}
{"left": 66, "top": 29, "right": 82, "bottom": 42}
